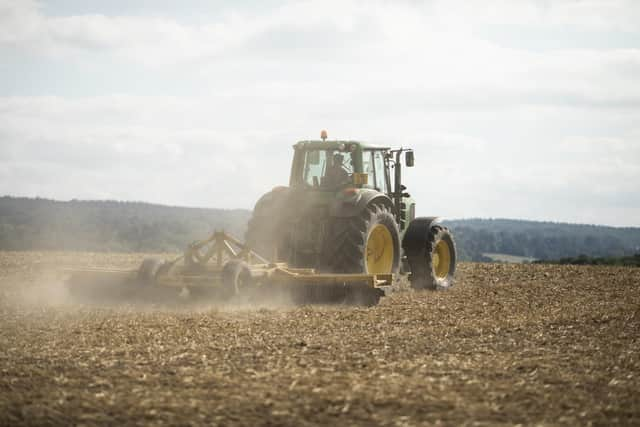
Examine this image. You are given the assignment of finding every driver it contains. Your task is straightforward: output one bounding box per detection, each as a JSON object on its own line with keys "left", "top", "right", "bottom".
{"left": 323, "top": 153, "right": 350, "bottom": 187}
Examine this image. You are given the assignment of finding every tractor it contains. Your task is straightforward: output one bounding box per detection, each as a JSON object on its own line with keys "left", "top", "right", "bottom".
{"left": 246, "top": 131, "right": 456, "bottom": 290}
{"left": 64, "top": 131, "right": 456, "bottom": 306}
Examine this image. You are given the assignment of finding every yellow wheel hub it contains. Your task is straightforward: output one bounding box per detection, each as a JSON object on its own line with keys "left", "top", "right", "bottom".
{"left": 366, "top": 224, "right": 394, "bottom": 274}
{"left": 433, "top": 239, "right": 451, "bottom": 279}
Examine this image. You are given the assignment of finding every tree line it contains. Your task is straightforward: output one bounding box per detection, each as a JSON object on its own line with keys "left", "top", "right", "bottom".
{"left": 0, "top": 196, "right": 251, "bottom": 253}
{"left": 533, "top": 254, "right": 640, "bottom": 267}
{"left": 1, "top": 197, "right": 639, "bottom": 262}
{"left": 442, "top": 218, "right": 640, "bottom": 262}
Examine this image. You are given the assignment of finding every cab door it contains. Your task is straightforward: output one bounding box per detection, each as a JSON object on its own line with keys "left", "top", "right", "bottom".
{"left": 372, "top": 150, "right": 388, "bottom": 193}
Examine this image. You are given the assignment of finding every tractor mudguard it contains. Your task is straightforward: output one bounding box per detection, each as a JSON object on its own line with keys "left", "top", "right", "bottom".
{"left": 329, "top": 189, "right": 394, "bottom": 218}
{"left": 401, "top": 217, "right": 441, "bottom": 253}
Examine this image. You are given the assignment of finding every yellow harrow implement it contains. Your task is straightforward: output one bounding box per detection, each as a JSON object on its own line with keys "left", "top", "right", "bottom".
{"left": 65, "top": 231, "right": 392, "bottom": 306}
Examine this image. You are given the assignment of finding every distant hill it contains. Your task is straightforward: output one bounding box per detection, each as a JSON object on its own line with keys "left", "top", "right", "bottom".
{"left": 533, "top": 254, "right": 640, "bottom": 267}
{"left": 0, "top": 196, "right": 251, "bottom": 253}
{"left": 443, "top": 218, "right": 640, "bottom": 262}
{"left": 1, "top": 196, "right": 639, "bottom": 261}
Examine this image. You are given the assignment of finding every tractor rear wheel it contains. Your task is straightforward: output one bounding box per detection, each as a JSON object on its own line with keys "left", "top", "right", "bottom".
{"left": 322, "top": 204, "right": 400, "bottom": 274}
{"left": 404, "top": 223, "right": 456, "bottom": 290}
{"left": 245, "top": 187, "right": 289, "bottom": 262}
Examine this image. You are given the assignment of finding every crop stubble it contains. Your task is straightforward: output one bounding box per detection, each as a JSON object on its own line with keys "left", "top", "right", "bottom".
{"left": 0, "top": 252, "right": 638, "bottom": 426}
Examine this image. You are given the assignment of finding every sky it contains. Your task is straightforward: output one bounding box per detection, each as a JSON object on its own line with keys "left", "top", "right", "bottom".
{"left": 1, "top": 0, "right": 639, "bottom": 226}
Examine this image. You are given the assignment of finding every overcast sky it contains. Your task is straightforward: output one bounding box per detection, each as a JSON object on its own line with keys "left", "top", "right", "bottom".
{"left": 1, "top": 0, "right": 639, "bottom": 226}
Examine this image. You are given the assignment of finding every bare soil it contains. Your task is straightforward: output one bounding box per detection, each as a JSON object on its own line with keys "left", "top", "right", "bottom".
{"left": 0, "top": 251, "right": 638, "bottom": 426}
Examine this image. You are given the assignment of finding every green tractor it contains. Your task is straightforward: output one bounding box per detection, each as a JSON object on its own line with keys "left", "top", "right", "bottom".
{"left": 246, "top": 132, "right": 456, "bottom": 291}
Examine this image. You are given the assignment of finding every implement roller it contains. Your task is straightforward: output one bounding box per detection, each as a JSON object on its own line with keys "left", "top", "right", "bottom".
{"left": 66, "top": 231, "right": 391, "bottom": 306}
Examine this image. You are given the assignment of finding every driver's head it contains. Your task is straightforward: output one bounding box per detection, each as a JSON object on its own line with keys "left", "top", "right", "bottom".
{"left": 333, "top": 153, "right": 344, "bottom": 166}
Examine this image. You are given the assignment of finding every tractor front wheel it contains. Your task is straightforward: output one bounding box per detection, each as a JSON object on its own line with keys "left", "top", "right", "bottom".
{"left": 403, "top": 222, "right": 456, "bottom": 290}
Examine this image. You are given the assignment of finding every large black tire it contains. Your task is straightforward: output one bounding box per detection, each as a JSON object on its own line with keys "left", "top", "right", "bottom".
{"left": 403, "top": 221, "right": 456, "bottom": 290}
{"left": 245, "top": 187, "right": 290, "bottom": 262}
{"left": 321, "top": 204, "right": 401, "bottom": 274}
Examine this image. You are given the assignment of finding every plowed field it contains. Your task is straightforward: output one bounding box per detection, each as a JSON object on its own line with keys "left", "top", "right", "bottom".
{"left": 1, "top": 252, "right": 638, "bottom": 426}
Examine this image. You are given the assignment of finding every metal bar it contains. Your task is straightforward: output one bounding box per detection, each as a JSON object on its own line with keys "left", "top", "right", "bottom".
{"left": 223, "top": 232, "right": 247, "bottom": 249}
{"left": 222, "top": 231, "right": 271, "bottom": 264}
{"left": 278, "top": 267, "right": 316, "bottom": 274}
{"left": 64, "top": 252, "right": 394, "bottom": 292}
{"left": 215, "top": 240, "right": 224, "bottom": 268}
{"left": 248, "top": 251, "right": 270, "bottom": 265}
{"left": 270, "top": 268, "right": 392, "bottom": 287}
{"left": 223, "top": 240, "right": 238, "bottom": 257}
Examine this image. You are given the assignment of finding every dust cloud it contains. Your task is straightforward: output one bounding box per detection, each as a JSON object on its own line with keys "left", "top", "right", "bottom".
{"left": 0, "top": 251, "right": 297, "bottom": 314}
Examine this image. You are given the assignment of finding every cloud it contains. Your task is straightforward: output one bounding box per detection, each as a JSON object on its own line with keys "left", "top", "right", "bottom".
{"left": 3, "top": 1, "right": 640, "bottom": 111}
{"left": 0, "top": 1, "right": 378, "bottom": 66}
{"left": 1, "top": 94, "right": 639, "bottom": 225}
{"left": 3, "top": 1, "right": 640, "bottom": 60}
{"left": 0, "top": 95, "right": 297, "bottom": 207}
{"left": 0, "top": 1, "right": 639, "bottom": 225}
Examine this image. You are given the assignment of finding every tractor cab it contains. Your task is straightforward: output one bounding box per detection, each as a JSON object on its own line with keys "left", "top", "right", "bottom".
{"left": 290, "top": 139, "right": 392, "bottom": 194}
{"left": 293, "top": 144, "right": 355, "bottom": 189}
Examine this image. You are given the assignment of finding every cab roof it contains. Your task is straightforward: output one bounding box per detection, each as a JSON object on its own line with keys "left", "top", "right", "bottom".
{"left": 294, "top": 140, "right": 390, "bottom": 150}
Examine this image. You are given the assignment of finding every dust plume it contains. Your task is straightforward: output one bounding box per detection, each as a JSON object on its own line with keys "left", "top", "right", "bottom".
{"left": 0, "top": 251, "right": 295, "bottom": 313}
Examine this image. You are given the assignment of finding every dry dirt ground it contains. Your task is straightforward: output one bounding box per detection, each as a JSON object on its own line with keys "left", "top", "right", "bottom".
{"left": 0, "top": 251, "right": 638, "bottom": 427}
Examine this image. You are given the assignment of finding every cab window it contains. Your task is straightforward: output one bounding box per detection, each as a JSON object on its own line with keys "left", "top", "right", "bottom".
{"left": 302, "top": 149, "right": 354, "bottom": 188}
{"left": 373, "top": 150, "right": 387, "bottom": 192}
{"left": 362, "top": 151, "right": 375, "bottom": 189}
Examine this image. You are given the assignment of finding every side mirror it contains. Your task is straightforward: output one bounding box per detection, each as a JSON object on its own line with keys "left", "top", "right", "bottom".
{"left": 405, "top": 151, "right": 414, "bottom": 167}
